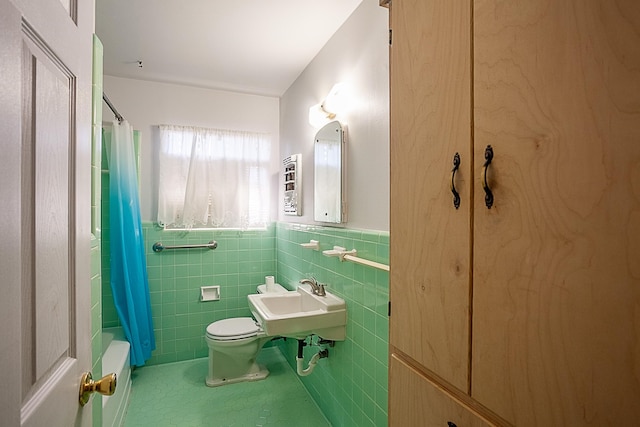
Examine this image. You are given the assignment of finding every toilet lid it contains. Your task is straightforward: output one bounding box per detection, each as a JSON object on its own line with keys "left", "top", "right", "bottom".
{"left": 206, "top": 317, "right": 261, "bottom": 340}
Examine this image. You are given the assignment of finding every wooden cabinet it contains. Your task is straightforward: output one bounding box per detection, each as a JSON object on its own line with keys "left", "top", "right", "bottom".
{"left": 389, "top": 0, "right": 640, "bottom": 425}
{"left": 390, "top": 0, "right": 473, "bottom": 394}
{"left": 390, "top": 354, "right": 495, "bottom": 427}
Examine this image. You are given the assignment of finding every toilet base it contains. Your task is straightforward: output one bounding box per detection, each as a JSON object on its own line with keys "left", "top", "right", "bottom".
{"left": 205, "top": 363, "right": 269, "bottom": 387}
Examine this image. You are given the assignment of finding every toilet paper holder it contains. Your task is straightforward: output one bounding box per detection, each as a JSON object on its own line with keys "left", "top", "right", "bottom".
{"left": 200, "top": 286, "right": 220, "bottom": 301}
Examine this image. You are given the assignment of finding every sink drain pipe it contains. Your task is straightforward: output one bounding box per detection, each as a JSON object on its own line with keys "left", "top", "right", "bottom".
{"left": 296, "top": 339, "right": 328, "bottom": 377}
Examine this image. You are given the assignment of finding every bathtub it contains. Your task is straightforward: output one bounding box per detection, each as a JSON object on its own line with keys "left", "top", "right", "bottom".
{"left": 102, "top": 327, "right": 132, "bottom": 427}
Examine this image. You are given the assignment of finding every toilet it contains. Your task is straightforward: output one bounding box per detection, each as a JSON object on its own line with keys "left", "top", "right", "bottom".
{"left": 205, "top": 282, "right": 288, "bottom": 387}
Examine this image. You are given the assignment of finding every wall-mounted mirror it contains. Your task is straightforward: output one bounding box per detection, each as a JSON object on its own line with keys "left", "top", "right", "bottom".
{"left": 314, "top": 121, "right": 346, "bottom": 224}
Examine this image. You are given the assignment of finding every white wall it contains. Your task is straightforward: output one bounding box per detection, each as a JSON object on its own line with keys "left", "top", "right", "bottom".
{"left": 279, "top": 0, "right": 389, "bottom": 231}
{"left": 102, "top": 0, "right": 389, "bottom": 230}
{"left": 102, "top": 76, "right": 280, "bottom": 222}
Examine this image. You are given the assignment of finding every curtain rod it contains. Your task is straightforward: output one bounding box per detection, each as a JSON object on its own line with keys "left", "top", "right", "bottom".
{"left": 103, "top": 93, "right": 124, "bottom": 123}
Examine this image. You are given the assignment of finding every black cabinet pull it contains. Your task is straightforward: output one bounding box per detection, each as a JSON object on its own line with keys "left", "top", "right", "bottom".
{"left": 447, "top": 422, "right": 458, "bottom": 427}
{"left": 482, "top": 145, "right": 494, "bottom": 209}
{"left": 451, "top": 152, "right": 461, "bottom": 209}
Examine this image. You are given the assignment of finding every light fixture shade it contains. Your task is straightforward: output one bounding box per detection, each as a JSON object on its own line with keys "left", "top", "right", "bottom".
{"left": 308, "top": 82, "right": 350, "bottom": 128}
{"left": 322, "top": 83, "right": 350, "bottom": 117}
{"left": 308, "top": 103, "right": 335, "bottom": 128}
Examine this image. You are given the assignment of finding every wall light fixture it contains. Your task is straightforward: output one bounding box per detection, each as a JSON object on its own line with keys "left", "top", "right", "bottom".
{"left": 308, "top": 82, "right": 351, "bottom": 128}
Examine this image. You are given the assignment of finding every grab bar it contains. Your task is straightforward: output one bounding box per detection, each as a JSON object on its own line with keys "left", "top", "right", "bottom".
{"left": 152, "top": 240, "right": 218, "bottom": 253}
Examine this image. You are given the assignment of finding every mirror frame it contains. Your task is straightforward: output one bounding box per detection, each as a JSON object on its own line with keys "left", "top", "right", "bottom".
{"left": 313, "top": 120, "right": 347, "bottom": 224}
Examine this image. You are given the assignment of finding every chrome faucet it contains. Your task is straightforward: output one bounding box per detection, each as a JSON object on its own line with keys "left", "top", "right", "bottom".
{"left": 299, "top": 277, "right": 326, "bottom": 296}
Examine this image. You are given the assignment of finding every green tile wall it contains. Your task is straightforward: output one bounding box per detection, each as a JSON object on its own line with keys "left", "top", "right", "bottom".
{"left": 100, "top": 129, "right": 140, "bottom": 329}
{"left": 99, "top": 218, "right": 389, "bottom": 424}
{"left": 103, "top": 222, "right": 277, "bottom": 365}
{"left": 275, "top": 222, "right": 389, "bottom": 427}
{"left": 144, "top": 224, "right": 277, "bottom": 364}
{"left": 90, "top": 236, "right": 103, "bottom": 427}
{"left": 91, "top": 33, "right": 103, "bottom": 427}
{"left": 100, "top": 129, "right": 116, "bottom": 329}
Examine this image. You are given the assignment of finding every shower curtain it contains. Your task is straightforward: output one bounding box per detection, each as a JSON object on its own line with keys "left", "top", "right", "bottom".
{"left": 106, "top": 121, "right": 155, "bottom": 366}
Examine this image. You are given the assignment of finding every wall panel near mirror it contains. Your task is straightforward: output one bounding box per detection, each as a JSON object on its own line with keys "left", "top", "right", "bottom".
{"left": 314, "top": 121, "right": 347, "bottom": 224}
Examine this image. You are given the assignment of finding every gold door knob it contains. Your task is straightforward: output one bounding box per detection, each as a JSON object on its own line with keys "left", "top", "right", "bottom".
{"left": 79, "top": 372, "right": 117, "bottom": 406}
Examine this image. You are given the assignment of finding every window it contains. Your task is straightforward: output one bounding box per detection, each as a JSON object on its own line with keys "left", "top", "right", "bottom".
{"left": 157, "top": 124, "right": 271, "bottom": 229}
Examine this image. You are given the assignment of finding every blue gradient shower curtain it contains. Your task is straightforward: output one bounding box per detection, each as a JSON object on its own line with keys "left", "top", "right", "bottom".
{"left": 107, "top": 121, "right": 155, "bottom": 366}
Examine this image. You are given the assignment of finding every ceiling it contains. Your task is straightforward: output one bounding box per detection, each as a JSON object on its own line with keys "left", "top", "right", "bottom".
{"left": 95, "top": 0, "right": 363, "bottom": 97}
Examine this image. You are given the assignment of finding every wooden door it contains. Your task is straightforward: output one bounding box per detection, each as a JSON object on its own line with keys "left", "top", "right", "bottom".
{"left": 389, "top": 354, "right": 497, "bottom": 427}
{"left": 472, "top": 0, "right": 640, "bottom": 424}
{"left": 0, "top": 0, "right": 94, "bottom": 425}
{"left": 389, "top": 0, "right": 473, "bottom": 392}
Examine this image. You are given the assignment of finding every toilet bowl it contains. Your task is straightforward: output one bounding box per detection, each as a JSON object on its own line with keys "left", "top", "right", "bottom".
{"left": 205, "top": 283, "right": 288, "bottom": 387}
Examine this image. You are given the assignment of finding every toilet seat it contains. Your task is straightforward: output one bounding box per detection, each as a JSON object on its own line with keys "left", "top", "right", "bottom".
{"left": 206, "top": 317, "right": 262, "bottom": 341}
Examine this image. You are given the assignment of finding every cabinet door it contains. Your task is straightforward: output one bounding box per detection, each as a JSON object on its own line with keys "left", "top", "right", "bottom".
{"left": 473, "top": 0, "right": 640, "bottom": 425}
{"left": 390, "top": 354, "right": 498, "bottom": 427}
{"left": 389, "top": 0, "right": 472, "bottom": 392}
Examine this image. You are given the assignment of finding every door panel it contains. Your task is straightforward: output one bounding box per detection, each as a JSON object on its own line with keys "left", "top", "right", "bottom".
{"left": 389, "top": 0, "right": 472, "bottom": 392}
{"left": 473, "top": 0, "right": 640, "bottom": 424}
{"left": 1, "top": 0, "right": 93, "bottom": 425}
{"left": 32, "top": 37, "right": 72, "bottom": 382}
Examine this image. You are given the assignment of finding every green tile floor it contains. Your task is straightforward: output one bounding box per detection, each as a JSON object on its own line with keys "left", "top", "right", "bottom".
{"left": 123, "top": 347, "right": 330, "bottom": 426}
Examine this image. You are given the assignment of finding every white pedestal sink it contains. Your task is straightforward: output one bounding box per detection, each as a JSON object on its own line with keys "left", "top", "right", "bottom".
{"left": 248, "top": 284, "right": 347, "bottom": 340}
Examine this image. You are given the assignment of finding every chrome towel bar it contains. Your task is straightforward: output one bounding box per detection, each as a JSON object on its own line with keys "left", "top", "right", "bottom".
{"left": 152, "top": 241, "right": 218, "bottom": 253}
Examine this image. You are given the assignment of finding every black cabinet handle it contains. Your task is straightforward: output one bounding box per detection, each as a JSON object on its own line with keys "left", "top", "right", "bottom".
{"left": 482, "top": 145, "right": 494, "bottom": 209}
{"left": 451, "top": 152, "right": 461, "bottom": 209}
{"left": 447, "top": 422, "right": 458, "bottom": 427}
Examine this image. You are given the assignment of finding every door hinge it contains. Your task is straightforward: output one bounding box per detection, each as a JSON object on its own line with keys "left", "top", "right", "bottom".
{"left": 388, "top": 301, "right": 391, "bottom": 317}
{"left": 389, "top": 29, "right": 392, "bottom": 46}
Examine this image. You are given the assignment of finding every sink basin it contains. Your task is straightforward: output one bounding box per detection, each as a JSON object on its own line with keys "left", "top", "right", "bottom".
{"left": 248, "top": 284, "right": 347, "bottom": 340}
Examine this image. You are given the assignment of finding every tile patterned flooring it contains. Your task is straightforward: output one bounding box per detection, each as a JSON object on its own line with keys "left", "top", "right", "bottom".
{"left": 123, "top": 347, "right": 330, "bottom": 427}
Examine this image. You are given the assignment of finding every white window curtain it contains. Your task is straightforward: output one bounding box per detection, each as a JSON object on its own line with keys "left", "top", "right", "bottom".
{"left": 157, "top": 124, "right": 271, "bottom": 229}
